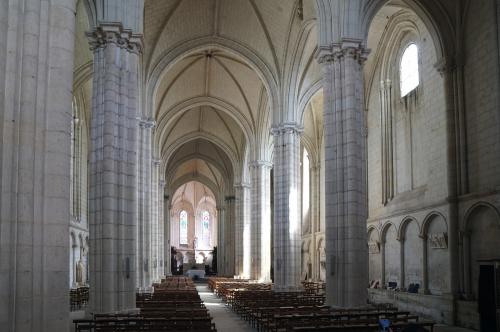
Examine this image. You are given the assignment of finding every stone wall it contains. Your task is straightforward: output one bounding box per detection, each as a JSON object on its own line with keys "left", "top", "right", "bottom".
{"left": 368, "top": 289, "right": 454, "bottom": 324}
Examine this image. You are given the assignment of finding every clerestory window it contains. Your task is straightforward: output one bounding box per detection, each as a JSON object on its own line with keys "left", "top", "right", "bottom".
{"left": 400, "top": 43, "right": 419, "bottom": 97}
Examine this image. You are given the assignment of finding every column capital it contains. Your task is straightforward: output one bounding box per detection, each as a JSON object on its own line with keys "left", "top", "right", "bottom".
{"left": 250, "top": 160, "right": 273, "bottom": 168}
{"left": 159, "top": 180, "right": 166, "bottom": 188}
{"left": 311, "top": 162, "right": 321, "bottom": 172}
{"left": 138, "top": 117, "right": 156, "bottom": 129}
{"left": 434, "top": 56, "right": 458, "bottom": 76}
{"left": 225, "top": 195, "right": 236, "bottom": 202}
{"left": 234, "top": 182, "right": 251, "bottom": 189}
{"left": 271, "top": 123, "right": 303, "bottom": 136}
{"left": 86, "top": 22, "right": 144, "bottom": 54}
{"left": 316, "top": 39, "right": 370, "bottom": 65}
{"left": 152, "top": 159, "right": 162, "bottom": 167}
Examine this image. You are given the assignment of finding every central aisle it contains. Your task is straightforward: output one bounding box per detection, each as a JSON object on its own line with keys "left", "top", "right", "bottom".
{"left": 196, "top": 284, "right": 255, "bottom": 332}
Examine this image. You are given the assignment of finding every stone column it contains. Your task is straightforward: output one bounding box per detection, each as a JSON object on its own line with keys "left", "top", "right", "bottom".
{"left": 437, "top": 59, "right": 461, "bottom": 305}
{"left": 137, "top": 118, "right": 154, "bottom": 289}
{"left": 250, "top": 161, "right": 272, "bottom": 281}
{"left": 0, "top": 1, "right": 76, "bottom": 330}
{"left": 234, "top": 183, "right": 251, "bottom": 277}
{"left": 310, "top": 163, "right": 321, "bottom": 280}
{"left": 379, "top": 79, "right": 395, "bottom": 204}
{"left": 164, "top": 196, "right": 172, "bottom": 276}
{"left": 225, "top": 196, "right": 236, "bottom": 276}
{"left": 217, "top": 206, "right": 226, "bottom": 275}
{"left": 87, "top": 23, "right": 142, "bottom": 313}
{"left": 150, "top": 159, "right": 161, "bottom": 283}
{"left": 271, "top": 124, "right": 302, "bottom": 291}
{"left": 158, "top": 180, "right": 166, "bottom": 279}
{"left": 318, "top": 42, "right": 369, "bottom": 307}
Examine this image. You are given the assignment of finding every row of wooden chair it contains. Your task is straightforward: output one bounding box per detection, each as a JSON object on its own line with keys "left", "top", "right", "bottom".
{"left": 70, "top": 286, "right": 89, "bottom": 311}
{"left": 73, "top": 277, "right": 216, "bottom": 331}
{"left": 207, "top": 277, "right": 435, "bottom": 332}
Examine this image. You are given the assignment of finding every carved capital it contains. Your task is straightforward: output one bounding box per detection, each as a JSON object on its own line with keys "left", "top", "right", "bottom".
{"left": 270, "top": 123, "right": 303, "bottom": 136}
{"left": 434, "top": 56, "right": 456, "bottom": 76}
{"left": 234, "top": 182, "right": 251, "bottom": 190}
{"left": 86, "top": 23, "right": 143, "bottom": 54}
{"left": 250, "top": 160, "right": 273, "bottom": 168}
{"left": 138, "top": 117, "right": 156, "bottom": 129}
{"left": 152, "top": 159, "right": 162, "bottom": 167}
{"left": 317, "top": 39, "right": 370, "bottom": 65}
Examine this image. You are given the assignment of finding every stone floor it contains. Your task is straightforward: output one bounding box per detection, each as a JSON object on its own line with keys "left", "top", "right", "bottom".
{"left": 195, "top": 283, "right": 477, "bottom": 332}
{"left": 196, "top": 284, "right": 255, "bottom": 332}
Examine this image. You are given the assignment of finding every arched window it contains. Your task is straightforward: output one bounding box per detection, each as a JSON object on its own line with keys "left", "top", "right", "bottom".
{"left": 400, "top": 43, "right": 419, "bottom": 96}
{"left": 179, "top": 210, "right": 188, "bottom": 245}
{"left": 202, "top": 211, "right": 210, "bottom": 247}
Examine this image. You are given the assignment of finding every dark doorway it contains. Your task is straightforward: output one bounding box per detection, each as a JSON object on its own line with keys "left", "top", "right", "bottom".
{"left": 478, "top": 264, "right": 497, "bottom": 332}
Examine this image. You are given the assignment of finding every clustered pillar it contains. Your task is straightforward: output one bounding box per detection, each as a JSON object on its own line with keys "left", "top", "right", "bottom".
{"left": 87, "top": 23, "right": 142, "bottom": 313}
{"left": 137, "top": 118, "right": 154, "bottom": 289}
{"left": 318, "top": 41, "right": 369, "bottom": 307}
{"left": 234, "top": 183, "right": 251, "bottom": 277}
{"left": 0, "top": 1, "right": 77, "bottom": 330}
{"left": 250, "top": 161, "right": 272, "bottom": 281}
{"left": 163, "top": 195, "right": 172, "bottom": 276}
{"left": 224, "top": 196, "right": 236, "bottom": 276}
{"left": 272, "top": 124, "right": 302, "bottom": 291}
{"left": 217, "top": 205, "right": 226, "bottom": 275}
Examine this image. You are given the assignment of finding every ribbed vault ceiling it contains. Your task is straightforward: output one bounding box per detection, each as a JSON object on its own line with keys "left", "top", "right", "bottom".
{"left": 161, "top": 105, "right": 245, "bottom": 162}
{"left": 154, "top": 50, "right": 267, "bottom": 135}
{"left": 147, "top": 0, "right": 323, "bottom": 191}
{"left": 171, "top": 181, "right": 216, "bottom": 211}
{"left": 166, "top": 138, "right": 233, "bottom": 196}
{"left": 144, "top": 0, "right": 318, "bottom": 77}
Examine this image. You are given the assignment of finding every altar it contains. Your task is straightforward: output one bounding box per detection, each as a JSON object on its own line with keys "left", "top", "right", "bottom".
{"left": 186, "top": 269, "right": 205, "bottom": 280}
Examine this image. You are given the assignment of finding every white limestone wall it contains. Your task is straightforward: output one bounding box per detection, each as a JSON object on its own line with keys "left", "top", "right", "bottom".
{"left": 426, "top": 214, "right": 448, "bottom": 295}
{"left": 368, "top": 229, "right": 382, "bottom": 283}
{"left": 366, "top": 16, "right": 447, "bottom": 220}
{"left": 464, "top": 0, "right": 500, "bottom": 193}
{"left": 402, "top": 221, "right": 422, "bottom": 288}
{"left": 365, "top": 9, "right": 451, "bottom": 298}
{"left": 384, "top": 225, "right": 400, "bottom": 286}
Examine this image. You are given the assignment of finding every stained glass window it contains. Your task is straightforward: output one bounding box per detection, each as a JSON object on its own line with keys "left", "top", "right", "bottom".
{"left": 180, "top": 210, "right": 188, "bottom": 245}
{"left": 400, "top": 43, "right": 419, "bottom": 97}
{"left": 202, "top": 211, "right": 210, "bottom": 247}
